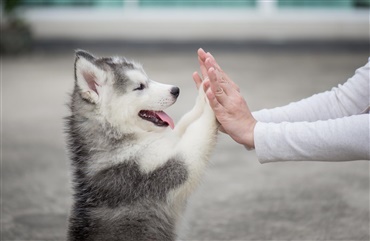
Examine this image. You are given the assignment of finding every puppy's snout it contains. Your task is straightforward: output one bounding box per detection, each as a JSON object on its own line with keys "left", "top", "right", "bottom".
{"left": 170, "top": 87, "right": 180, "bottom": 98}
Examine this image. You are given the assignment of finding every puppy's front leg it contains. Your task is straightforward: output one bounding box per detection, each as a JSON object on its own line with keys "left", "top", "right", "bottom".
{"left": 174, "top": 83, "right": 207, "bottom": 137}
{"left": 173, "top": 85, "right": 218, "bottom": 200}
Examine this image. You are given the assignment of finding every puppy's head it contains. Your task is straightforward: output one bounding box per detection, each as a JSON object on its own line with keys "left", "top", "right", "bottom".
{"left": 73, "top": 50, "right": 179, "bottom": 134}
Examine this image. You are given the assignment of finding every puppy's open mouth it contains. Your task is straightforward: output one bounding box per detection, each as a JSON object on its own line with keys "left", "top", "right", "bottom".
{"left": 139, "top": 110, "right": 174, "bottom": 129}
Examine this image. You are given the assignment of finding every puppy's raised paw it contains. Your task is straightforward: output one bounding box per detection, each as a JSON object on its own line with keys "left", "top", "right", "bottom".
{"left": 196, "top": 82, "right": 208, "bottom": 104}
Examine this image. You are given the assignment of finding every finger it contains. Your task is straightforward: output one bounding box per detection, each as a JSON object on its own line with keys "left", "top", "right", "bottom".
{"left": 203, "top": 78, "right": 210, "bottom": 92}
{"left": 198, "top": 56, "right": 208, "bottom": 80}
{"left": 213, "top": 68, "right": 234, "bottom": 96}
{"left": 205, "top": 57, "right": 225, "bottom": 79}
{"left": 198, "top": 48, "right": 207, "bottom": 62}
{"left": 208, "top": 68, "right": 242, "bottom": 111}
{"left": 206, "top": 52, "right": 221, "bottom": 71}
{"left": 192, "top": 71, "right": 202, "bottom": 89}
{"left": 205, "top": 85, "right": 224, "bottom": 113}
{"left": 208, "top": 67, "right": 229, "bottom": 106}
{"left": 205, "top": 57, "right": 241, "bottom": 93}
{"left": 205, "top": 87, "right": 227, "bottom": 134}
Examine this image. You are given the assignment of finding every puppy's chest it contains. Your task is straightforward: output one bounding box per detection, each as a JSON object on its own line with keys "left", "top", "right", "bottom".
{"left": 87, "top": 157, "right": 188, "bottom": 207}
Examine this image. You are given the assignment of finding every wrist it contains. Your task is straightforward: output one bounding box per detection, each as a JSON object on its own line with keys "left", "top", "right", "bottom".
{"left": 243, "top": 119, "right": 257, "bottom": 150}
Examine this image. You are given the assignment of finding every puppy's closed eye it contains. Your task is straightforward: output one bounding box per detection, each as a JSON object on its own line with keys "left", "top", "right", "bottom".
{"left": 134, "top": 83, "right": 145, "bottom": 91}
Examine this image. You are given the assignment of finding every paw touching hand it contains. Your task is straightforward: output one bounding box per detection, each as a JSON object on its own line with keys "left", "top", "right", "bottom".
{"left": 194, "top": 48, "right": 257, "bottom": 149}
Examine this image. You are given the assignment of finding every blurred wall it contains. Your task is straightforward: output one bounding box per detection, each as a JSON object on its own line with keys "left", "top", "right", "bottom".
{"left": 16, "top": 0, "right": 369, "bottom": 42}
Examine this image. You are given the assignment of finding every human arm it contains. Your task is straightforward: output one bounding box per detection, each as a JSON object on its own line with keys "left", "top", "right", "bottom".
{"left": 255, "top": 114, "right": 370, "bottom": 162}
{"left": 194, "top": 49, "right": 370, "bottom": 162}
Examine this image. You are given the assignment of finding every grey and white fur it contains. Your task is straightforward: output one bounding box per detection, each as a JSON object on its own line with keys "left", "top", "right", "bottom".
{"left": 65, "top": 50, "right": 218, "bottom": 241}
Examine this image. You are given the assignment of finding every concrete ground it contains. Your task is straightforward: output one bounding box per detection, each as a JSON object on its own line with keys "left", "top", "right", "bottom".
{"left": 2, "top": 45, "right": 369, "bottom": 240}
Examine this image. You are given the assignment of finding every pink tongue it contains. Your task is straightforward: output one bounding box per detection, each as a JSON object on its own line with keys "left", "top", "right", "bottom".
{"left": 156, "top": 111, "right": 175, "bottom": 129}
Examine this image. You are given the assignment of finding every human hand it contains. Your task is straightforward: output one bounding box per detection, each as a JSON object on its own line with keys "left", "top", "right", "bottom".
{"left": 193, "top": 48, "right": 257, "bottom": 149}
{"left": 192, "top": 49, "right": 209, "bottom": 89}
{"left": 193, "top": 48, "right": 240, "bottom": 92}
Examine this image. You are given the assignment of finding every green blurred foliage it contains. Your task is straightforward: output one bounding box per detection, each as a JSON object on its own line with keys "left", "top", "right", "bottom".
{"left": 4, "top": 0, "right": 22, "bottom": 13}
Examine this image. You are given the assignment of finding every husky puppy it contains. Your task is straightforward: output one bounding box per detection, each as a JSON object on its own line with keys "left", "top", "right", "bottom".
{"left": 65, "top": 50, "right": 218, "bottom": 241}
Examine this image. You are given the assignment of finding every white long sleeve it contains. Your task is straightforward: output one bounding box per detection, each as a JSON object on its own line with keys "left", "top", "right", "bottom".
{"left": 252, "top": 58, "right": 370, "bottom": 163}
{"left": 254, "top": 115, "right": 369, "bottom": 162}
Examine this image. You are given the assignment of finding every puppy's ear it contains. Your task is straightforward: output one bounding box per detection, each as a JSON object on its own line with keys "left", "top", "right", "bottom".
{"left": 74, "top": 50, "right": 106, "bottom": 104}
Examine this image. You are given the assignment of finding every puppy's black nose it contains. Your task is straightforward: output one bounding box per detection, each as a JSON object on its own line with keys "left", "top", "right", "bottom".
{"left": 170, "top": 87, "right": 180, "bottom": 98}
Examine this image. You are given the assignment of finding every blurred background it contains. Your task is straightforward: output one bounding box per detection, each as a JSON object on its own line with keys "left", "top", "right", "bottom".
{"left": 1, "top": 0, "right": 369, "bottom": 240}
